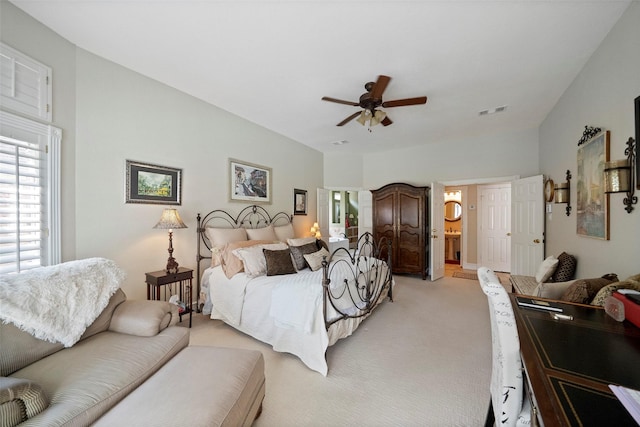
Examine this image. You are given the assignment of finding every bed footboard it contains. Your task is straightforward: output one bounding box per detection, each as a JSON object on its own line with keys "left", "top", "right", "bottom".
{"left": 321, "top": 232, "right": 393, "bottom": 330}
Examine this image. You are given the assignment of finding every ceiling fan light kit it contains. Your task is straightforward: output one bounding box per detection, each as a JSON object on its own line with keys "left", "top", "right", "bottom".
{"left": 322, "top": 75, "right": 427, "bottom": 128}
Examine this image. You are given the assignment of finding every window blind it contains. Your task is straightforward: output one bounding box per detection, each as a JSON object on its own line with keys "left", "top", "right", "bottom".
{"left": 0, "top": 135, "right": 46, "bottom": 274}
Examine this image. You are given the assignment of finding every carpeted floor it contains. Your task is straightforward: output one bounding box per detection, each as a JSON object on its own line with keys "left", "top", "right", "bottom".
{"left": 188, "top": 274, "right": 492, "bottom": 426}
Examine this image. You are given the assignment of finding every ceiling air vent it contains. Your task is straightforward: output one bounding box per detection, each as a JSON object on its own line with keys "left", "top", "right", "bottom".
{"left": 479, "top": 105, "right": 508, "bottom": 116}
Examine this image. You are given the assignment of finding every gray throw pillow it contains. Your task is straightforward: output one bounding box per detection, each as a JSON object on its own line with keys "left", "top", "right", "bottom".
{"left": 289, "top": 242, "right": 319, "bottom": 270}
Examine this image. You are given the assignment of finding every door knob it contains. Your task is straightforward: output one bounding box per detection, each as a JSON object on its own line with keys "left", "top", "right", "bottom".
{"left": 507, "top": 232, "right": 511, "bottom": 236}
{"left": 533, "top": 239, "right": 540, "bottom": 243}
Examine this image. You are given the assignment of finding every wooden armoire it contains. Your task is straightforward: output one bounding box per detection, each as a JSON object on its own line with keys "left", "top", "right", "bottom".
{"left": 371, "top": 183, "right": 429, "bottom": 280}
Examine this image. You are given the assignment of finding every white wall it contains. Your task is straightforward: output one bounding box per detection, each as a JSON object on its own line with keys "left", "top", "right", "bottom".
{"left": 361, "top": 127, "right": 539, "bottom": 189}
{"left": 1, "top": 2, "right": 323, "bottom": 301}
{"left": 74, "top": 50, "right": 323, "bottom": 300}
{"left": 540, "top": 1, "right": 640, "bottom": 279}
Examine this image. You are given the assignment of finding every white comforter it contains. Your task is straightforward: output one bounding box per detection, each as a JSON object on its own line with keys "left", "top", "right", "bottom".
{"left": 202, "top": 256, "right": 389, "bottom": 376}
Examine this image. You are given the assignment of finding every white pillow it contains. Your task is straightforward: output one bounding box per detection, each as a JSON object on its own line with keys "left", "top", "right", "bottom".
{"left": 246, "top": 225, "right": 278, "bottom": 241}
{"left": 535, "top": 256, "right": 559, "bottom": 283}
{"left": 287, "top": 236, "right": 316, "bottom": 247}
{"left": 274, "top": 223, "right": 295, "bottom": 242}
{"left": 232, "top": 242, "right": 288, "bottom": 277}
{"left": 303, "top": 248, "right": 330, "bottom": 272}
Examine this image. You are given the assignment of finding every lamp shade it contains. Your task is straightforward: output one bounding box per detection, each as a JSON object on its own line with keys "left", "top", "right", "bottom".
{"left": 554, "top": 183, "right": 569, "bottom": 203}
{"left": 153, "top": 208, "right": 187, "bottom": 230}
{"left": 604, "top": 159, "right": 630, "bottom": 193}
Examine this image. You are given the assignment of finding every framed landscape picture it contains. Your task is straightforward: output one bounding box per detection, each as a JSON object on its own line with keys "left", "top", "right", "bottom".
{"left": 576, "top": 130, "right": 609, "bottom": 240}
{"left": 125, "top": 160, "right": 182, "bottom": 205}
{"left": 229, "top": 159, "right": 271, "bottom": 204}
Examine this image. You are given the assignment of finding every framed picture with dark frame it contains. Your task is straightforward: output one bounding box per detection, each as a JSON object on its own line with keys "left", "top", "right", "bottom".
{"left": 125, "top": 160, "right": 182, "bottom": 205}
{"left": 294, "top": 188, "right": 307, "bottom": 215}
{"left": 229, "top": 158, "right": 272, "bottom": 204}
{"left": 635, "top": 95, "right": 639, "bottom": 190}
{"left": 576, "top": 130, "right": 609, "bottom": 240}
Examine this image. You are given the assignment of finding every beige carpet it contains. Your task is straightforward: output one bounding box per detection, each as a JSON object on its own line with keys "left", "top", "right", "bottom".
{"left": 188, "top": 275, "right": 492, "bottom": 426}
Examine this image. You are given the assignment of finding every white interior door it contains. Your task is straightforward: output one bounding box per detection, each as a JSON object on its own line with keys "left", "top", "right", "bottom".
{"left": 511, "top": 175, "right": 544, "bottom": 275}
{"left": 316, "top": 188, "right": 330, "bottom": 241}
{"left": 430, "top": 182, "right": 445, "bottom": 281}
{"left": 479, "top": 184, "right": 511, "bottom": 272}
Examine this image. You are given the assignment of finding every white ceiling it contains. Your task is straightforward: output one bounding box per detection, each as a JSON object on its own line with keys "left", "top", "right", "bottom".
{"left": 11, "top": 0, "right": 632, "bottom": 154}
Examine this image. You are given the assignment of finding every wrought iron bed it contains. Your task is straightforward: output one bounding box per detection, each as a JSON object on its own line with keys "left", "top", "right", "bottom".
{"left": 195, "top": 205, "right": 393, "bottom": 374}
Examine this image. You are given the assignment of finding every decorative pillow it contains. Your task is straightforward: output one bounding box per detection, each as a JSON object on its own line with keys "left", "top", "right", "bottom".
{"left": 303, "top": 248, "right": 330, "bottom": 272}
{"left": 626, "top": 273, "right": 640, "bottom": 282}
{"left": 0, "top": 377, "right": 49, "bottom": 423}
{"left": 560, "top": 277, "right": 615, "bottom": 304}
{"left": 535, "top": 256, "right": 558, "bottom": 283}
{"left": 287, "top": 236, "right": 316, "bottom": 247}
{"left": 289, "top": 241, "right": 319, "bottom": 270}
{"left": 263, "top": 248, "right": 297, "bottom": 276}
{"left": 551, "top": 252, "right": 577, "bottom": 282}
{"left": 205, "top": 227, "right": 248, "bottom": 267}
{"left": 220, "top": 240, "right": 272, "bottom": 279}
{"left": 274, "top": 223, "right": 295, "bottom": 242}
{"left": 591, "top": 280, "right": 640, "bottom": 306}
{"left": 246, "top": 225, "right": 278, "bottom": 241}
{"left": 232, "top": 242, "right": 288, "bottom": 278}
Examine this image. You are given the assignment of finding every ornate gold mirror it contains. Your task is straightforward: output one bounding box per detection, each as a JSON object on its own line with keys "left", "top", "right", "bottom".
{"left": 444, "top": 201, "right": 462, "bottom": 221}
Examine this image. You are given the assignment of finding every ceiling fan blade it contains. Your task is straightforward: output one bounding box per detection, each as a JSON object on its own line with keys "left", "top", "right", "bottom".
{"left": 381, "top": 116, "right": 393, "bottom": 126}
{"left": 382, "top": 96, "right": 428, "bottom": 108}
{"left": 370, "top": 75, "right": 391, "bottom": 100}
{"left": 337, "top": 111, "right": 362, "bottom": 126}
{"left": 322, "top": 96, "right": 359, "bottom": 107}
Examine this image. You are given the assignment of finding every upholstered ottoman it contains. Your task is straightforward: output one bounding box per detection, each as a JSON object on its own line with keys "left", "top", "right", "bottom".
{"left": 93, "top": 346, "right": 265, "bottom": 426}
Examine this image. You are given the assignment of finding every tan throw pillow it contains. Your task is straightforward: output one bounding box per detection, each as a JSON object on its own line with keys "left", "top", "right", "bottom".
{"left": 220, "top": 240, "right": 272, "bottom": 279}
{"left": 287, "top": 236, "right": 316, "bottom": 247}
{"left": 289, "top": 241, "right": 319, "bottom": 270}
{"left": 535, "top": 256, "right": 558, "bottom": 283}
{"left": 303, "top": 248, "right": 330, "bottom": 272}
{"left": 264, "top": 248, "right": 297, "bottom": 276}
{"left": 246, "top": 225, "right": 278, "bottom": 241}
{"left": 559, "top": 277, "right": 613, "bottom": 304}
{"left": 591, "top": 280, "right": 640, "bottom": 306}
{"left": 274, "top": 223, "right": 295, "bottom": 242}
{"left": 205, "top": 228, "right": 248, "bottom": 267}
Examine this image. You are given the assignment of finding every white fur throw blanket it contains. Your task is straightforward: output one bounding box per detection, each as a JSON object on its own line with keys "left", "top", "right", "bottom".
{"left": 0, "top": 257, "right": 125, "bottom": 347}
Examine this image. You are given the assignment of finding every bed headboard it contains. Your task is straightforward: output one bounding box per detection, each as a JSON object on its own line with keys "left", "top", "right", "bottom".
{"left": 195, "top": 205, "right": 293, "bottom": 308}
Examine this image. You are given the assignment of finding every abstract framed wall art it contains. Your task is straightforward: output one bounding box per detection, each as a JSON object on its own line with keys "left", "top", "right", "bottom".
{"left": 229, "top": 158, "right": 271, "bottom": 204}
{"left": 294, "top": 188, "right": 307, "bottom": 215}
{"left": 576, "top": 130, "right": 609, "bottom": 240}
{"left": 125, "top": 160, "right": 182, "bottom": 205}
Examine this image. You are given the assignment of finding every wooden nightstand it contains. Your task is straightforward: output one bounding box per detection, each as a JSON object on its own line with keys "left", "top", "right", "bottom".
{"left": 145, "top": 267, "right": 193, "bottom": 328}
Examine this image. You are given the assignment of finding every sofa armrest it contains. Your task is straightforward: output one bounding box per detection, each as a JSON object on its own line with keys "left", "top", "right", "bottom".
{"left": 533, "top": 280, "right": 576, "bottom": 299}
{"left": 0, "top": 377, "right": 49, "bottom": 426}
{"left": 109, "top": 300, "right": 179, "bottom": 336}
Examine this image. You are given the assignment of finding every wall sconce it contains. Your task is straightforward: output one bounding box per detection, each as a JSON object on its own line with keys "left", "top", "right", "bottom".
{"left": 153, "top": 208, "right": 188, "bottom": 273}
{"left": 310, "top": 222, "right": 321, "bottom": 238}
{"left": 604, "top": 137, "right": 637, "bottom": 213}
{"left": 554, "top": 170, "right": 572, "bottom": 216}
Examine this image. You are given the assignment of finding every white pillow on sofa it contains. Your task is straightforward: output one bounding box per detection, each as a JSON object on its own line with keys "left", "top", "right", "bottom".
{"left": 535, "top": 256, "right": 559, "bottom": 283}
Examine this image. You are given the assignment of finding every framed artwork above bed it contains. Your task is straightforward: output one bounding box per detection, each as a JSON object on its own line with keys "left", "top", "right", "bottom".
{"left": 229, "top": 159, "right": 271, "bottom": 204}
{"left": 125, "top": 160, "right": 182, "bottom": 205}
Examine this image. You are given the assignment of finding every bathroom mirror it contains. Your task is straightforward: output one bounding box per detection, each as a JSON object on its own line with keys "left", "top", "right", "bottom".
{"left": 444, "top": 201, "right": 462, "bottom": 221}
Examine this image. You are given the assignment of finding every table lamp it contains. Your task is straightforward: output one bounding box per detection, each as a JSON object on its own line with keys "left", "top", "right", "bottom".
{"left": 153, "top": 208, "right": 187, "bottom": 273}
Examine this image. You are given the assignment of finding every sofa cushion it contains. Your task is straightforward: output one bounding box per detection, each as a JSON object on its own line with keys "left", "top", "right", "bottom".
{"left": 11, "top": 327, "right": 189, "bottom": 426}
{"left": 80, "top": 288, "right": 127, "bottom": 341}
{"left": 0, "top": 322, "right": 63, "bottom": 377}
{"left": 560, "top": 277, "right": 615, "bottom": 304}
{"left": 93, "top": 346, "right": 265, "bottom": 427}
{"left": 0, "top": 377, "right": 49, "bottom": 425}
{"left": 551, "top": 252, "right": 577, "bottom": 282}
{"left": 109, "top": 300, "right": 179, "bottom": 336}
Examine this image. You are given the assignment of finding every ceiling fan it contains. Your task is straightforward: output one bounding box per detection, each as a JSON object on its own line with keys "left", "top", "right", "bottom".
{"left": 321, "top": 75, "right": 427, "bottom": 127}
